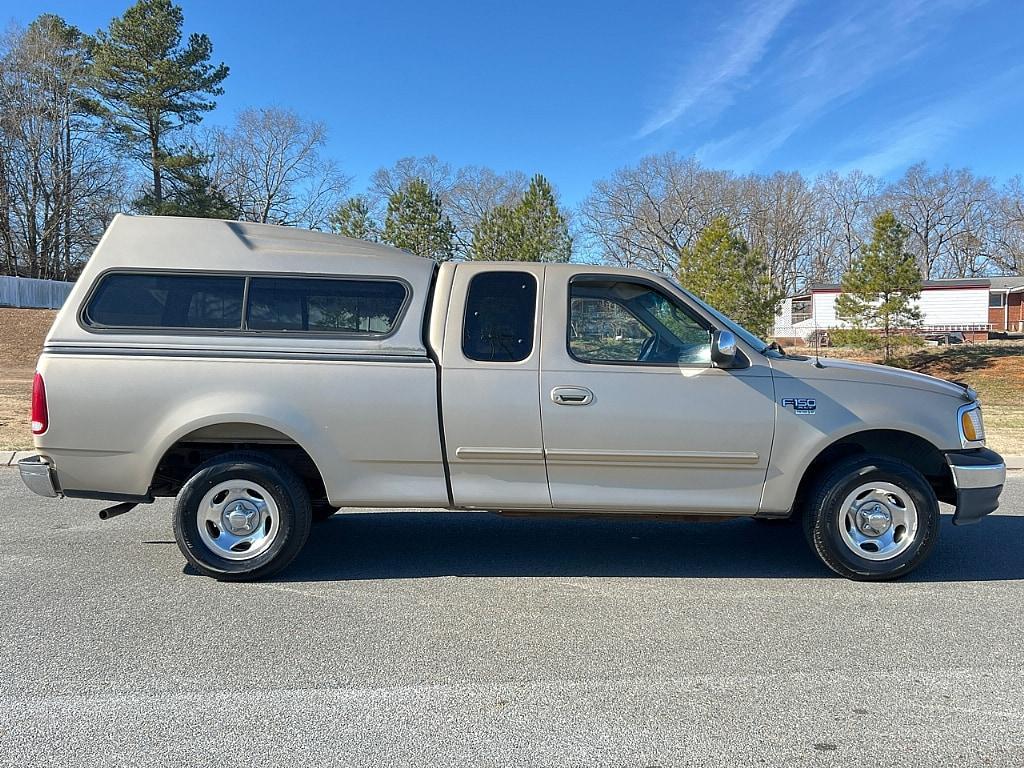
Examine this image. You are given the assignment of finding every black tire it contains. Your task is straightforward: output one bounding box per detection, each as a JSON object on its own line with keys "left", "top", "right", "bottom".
{"left": 173, "top": 451, "right": 312, "bottom": 581}
{"left": 803, "top": 454, "right": 940, "bottom": 581}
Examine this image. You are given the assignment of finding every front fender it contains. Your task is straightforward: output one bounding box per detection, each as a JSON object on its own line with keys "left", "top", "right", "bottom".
{"left": 761, "top": 377, "right": 963, "bottom": 514}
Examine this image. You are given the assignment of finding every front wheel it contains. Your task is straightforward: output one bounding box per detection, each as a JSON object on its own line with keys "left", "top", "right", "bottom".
{"left": 804, "top": 455, "right": 940, "bottom": 581}
{"left": 173, "top": 451, "right": 312, "bottom": 581}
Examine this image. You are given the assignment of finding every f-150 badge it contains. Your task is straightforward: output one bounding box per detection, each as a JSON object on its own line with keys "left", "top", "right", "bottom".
{"left": 782, "top": 397, "right": 816, "bottom": 415}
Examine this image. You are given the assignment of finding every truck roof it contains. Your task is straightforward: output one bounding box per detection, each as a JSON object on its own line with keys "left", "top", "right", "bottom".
{"left": 88, "top": 214, "right": 434, "bottom": 280}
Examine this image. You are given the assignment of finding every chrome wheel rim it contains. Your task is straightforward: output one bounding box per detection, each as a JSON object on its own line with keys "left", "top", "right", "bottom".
{"left": 838, "top": 481, "right": 918, "bottom": 561}
{"left": 197, "top": 480, "right": 280, "bottom": 561}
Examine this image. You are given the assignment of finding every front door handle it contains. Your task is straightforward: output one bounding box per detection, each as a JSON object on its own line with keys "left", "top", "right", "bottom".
{"left": 551, "top": 386, "right": 594, "bottom": 406}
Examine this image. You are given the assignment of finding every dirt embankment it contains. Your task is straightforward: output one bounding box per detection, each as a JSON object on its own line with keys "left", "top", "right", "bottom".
{"left": 0, "top": 308, "right": 57, "bottom": 449}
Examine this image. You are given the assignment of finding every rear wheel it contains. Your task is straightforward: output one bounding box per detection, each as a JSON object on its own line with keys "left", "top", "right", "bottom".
{"left": 804, "top": 455, "right": 940, "bottom": 581}
{"left": 173, "top": 451, "right": 312, "bottom": 581}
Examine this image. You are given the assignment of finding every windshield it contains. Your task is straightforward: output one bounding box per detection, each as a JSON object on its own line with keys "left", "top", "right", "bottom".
{"left": 667, "top": 278, "right": 772, "bottom": 353}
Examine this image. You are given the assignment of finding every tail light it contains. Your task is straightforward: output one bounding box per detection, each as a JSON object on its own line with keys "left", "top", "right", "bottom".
{"left": 31, "top": 372, "right": 48, "bottom": 435}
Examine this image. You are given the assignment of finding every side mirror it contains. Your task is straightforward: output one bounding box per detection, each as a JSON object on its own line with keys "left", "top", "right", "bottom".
{"left": 711, "top": 329, "right": 738, "bottom": 368}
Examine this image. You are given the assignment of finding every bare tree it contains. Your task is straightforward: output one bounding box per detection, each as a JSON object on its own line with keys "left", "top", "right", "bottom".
{"left": 0, "top": 16, "right": 125, "bottom": 279}
{"left": 945, "top": 175, "right": 998, "bottom": 278}
{"left": 579, "top": 153, "right": 737, "bottom": 274}
{"left": 809, "top": 170, "right": 882, "bottom": 283}
{"left": 369, "top": 155, "right": 455, "bottom": 204}
{"left": 447, "top": 165, "right": 527, "bottom": 251}
{"left": 738, "top": 171, "right": 816, "bottom": 290}
{"left": 209, "top": 107, "right": 350, "bottom": 229}
{"left": 368, "top": 155, "right": 527, "bottom": 255}
{"left": 579, "top": 155, "right": 1023, "bottom": 293}
{"left": 991, "top": 177, "right": 1024, "bottom": 275}
{"left": 886, "top": 163, "right": 972, "bottom": 279}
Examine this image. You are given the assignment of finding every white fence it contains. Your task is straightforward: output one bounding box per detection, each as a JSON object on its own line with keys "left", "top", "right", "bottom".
{"left": 0, "top": 276, "right": 74, "bottom": 309}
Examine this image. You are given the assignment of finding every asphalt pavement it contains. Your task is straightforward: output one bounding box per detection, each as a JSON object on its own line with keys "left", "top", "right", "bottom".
{"left": 1, "top": 470, "right": 1023, "bottom": 767}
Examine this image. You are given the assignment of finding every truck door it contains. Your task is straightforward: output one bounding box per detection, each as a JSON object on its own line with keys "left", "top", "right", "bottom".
{"left": 539, "top": 270, "right": 775, "bottom": 513}
{"left": 440, "top": 263, "right": 550, "bottom": 509}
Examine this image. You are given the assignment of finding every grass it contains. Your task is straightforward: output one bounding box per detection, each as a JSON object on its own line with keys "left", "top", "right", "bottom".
{"left": 891, "top": 343, "right": 1024, "bottom": 454}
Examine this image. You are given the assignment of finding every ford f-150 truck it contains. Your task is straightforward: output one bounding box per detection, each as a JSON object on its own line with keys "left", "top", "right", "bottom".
{"left": 19, "top": 215, "right": 1006, "bottom": 581}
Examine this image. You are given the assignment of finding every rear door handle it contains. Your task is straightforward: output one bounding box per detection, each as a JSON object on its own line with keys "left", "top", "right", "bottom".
{"left": 551, "top": 386, "right": 594, "bottom": 406}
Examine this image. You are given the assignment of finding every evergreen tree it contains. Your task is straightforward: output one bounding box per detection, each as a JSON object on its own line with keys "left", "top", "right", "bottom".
{"left": 469, "top": 174, "right": 572, "bottom": 261}
{"left": 382, "top": 178, "right": 455, "bottom": 261}
{"left": 91, "top": 0, "right": 228, "bottom": 207}
{"left": 470, "top": 204, "right": 522, "bottom": 261}
{"left": 329, "top": 196, "right": 378, "bottom": 241}
{"left": 134, "top": 149, "right": 236, "bottom": 218}
{"left": 677, "top": 216, "right": 782, "bottom": 337}
{"left": 517, "top": 174, "right": 572, "bottom": 262}
{"left": 836, "top": 210, "right": 922, "bottom": 361}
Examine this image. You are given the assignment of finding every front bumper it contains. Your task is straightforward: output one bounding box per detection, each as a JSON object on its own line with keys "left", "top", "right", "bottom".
{"left": 946, "top": 448, "right": 1005, "bottom": 525}
{"left": 18, "top": 455, "right": 61, "bottom": 498}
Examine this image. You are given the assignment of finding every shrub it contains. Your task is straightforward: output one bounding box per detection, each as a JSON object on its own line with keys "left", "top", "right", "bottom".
{"left": 894, "top": 333, "right": 925, "bottom": 349}
{"left": 828, "top": 328, "right": 882, "bottom": 350}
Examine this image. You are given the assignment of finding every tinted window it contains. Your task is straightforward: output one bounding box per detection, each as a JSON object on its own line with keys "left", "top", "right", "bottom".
{"left": 246, "top": 277, "right": 406, "bottom": 334}
{"left": 85, "top": 273, "right": 244, "bottom": 329}
{"left": 463, "top": 272, "right": 537, "bottom": 362}
{"left": 569, "top": 279, "right": 711, "bottom": 365}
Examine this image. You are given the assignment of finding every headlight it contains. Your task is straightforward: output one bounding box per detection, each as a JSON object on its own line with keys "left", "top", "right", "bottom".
{"left": 959, "top": 403, "right": 985, "bottom": 447}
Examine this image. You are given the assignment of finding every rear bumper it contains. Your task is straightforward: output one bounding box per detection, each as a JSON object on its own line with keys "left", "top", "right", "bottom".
{"left": 946, "top": 448, "right": 1005, "bottom": 525}
{"left": 18, "top": 455, "right": 61, "bottom": 498}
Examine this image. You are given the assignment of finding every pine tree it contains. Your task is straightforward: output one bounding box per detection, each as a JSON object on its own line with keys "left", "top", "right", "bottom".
{"left": 134, "top": 148, "right": 237, "bottom": 218}
{"left": 381, "top": 178, "right": 455, "bottom": 261}
{"left": 517, "top": 175, "right": 572, "bottom": 262}
{"left": 836, "top": 210, "right": 922, "bottom": 361}
{"left": 677, "top": 216, "right": 781, "bottom": 337}
{"left": 469, "top": 174, "right": 572, "bottom": 262}
{"left": 91, "top": 0, "right": 228, "bottom": 207}
{"left": 330, "top": 197, "right": 378, "bottom": 242}
{"left": 470, "top": 205, "right": 522, "bottom": 261}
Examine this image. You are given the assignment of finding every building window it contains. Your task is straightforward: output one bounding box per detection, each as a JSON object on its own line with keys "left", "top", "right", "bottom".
{"left": 462, "top": 272, "right": 537, "bottom": 362}
{"left": 990, "top": 292, "right": 1006, "bottom": 309}
{"left": 791, "top": 298, "right": 812, "bottom": 323}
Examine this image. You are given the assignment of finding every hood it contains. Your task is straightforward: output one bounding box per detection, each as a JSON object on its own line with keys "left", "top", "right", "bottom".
{"left": 770, "top": 355, "right": 973, "bottom": 401}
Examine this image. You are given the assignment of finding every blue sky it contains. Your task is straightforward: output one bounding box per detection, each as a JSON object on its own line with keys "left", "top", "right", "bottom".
{"left": 6, "top": 0, "right": 1024, "bottom": 206}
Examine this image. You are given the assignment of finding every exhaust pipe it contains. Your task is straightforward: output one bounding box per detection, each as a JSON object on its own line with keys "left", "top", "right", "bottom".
{"left": 98, "top": 502, "right": 138, "bottom": 520}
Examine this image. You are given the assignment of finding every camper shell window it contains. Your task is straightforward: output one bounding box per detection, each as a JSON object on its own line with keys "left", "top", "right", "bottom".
{"left": 82, "top": 271, "right": 410, "bottom": 336}
{"left": 83, "top": 273, "right": 245, "bottom": 330}
{"left": 246, "top": 277, "right": 407, "bottom": 334}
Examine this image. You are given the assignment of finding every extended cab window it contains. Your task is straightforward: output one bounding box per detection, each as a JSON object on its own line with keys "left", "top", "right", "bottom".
{"left": 246, "top": 277, "right": 406, "bottom": 334}
{"left": 463, "top": 272, "right": 537, "bottom": 362}
{"left": 569, "top": 278, "right": 711, "bottom": 365}
{"left": 84, "top": 273, "right": 244, "bottom": 329}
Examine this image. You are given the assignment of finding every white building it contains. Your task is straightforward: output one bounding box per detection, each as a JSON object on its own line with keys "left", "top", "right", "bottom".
{"left": 773, "top": 278, "right": 1003, "bottom": 342}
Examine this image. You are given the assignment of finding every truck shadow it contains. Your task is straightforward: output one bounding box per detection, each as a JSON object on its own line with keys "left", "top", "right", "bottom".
{"left": 277, "top": 511, "right": 1024, "bottom": 583}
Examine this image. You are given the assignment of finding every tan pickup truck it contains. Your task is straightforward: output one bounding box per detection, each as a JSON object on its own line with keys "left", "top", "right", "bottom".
{"left": 19, "top": 215, "right": 1005, "bottom": 581}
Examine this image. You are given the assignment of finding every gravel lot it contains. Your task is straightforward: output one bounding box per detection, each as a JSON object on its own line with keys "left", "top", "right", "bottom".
{"left": 1, "top": 470, "right": 1022, "bottom": 767}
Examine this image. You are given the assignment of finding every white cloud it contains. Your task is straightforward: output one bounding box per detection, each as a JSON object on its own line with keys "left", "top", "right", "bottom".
{"left": 834, "top": 64, "right": 1024, "bottom": 176}
{"left": 688, "top": 0, "right": 988, "bottom": 170}
{"left": 635, "top": 0, "right": 800, "bottom": 138}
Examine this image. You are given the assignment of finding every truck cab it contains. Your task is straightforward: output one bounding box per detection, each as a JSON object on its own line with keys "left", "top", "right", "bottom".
{"left": 20, "top": 216, "right": 1006, "bottom": 582}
